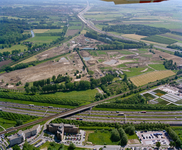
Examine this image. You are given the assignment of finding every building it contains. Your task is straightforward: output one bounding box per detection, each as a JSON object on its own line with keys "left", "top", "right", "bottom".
{"left": 47, "top": 123, "right": 79, "bottom": 141}
{"left": 9, "top": 130, "right": 25, "bottom": 146}
{"left": 24, "top": 124, "right": 40, "bottom": 138}
{"left": 9, "top": 124, "right": 40, "bottom": 146}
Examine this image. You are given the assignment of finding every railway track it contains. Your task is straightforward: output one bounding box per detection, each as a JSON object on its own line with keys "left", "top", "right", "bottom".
{"left": 1, "top": 73, "right": 182, "bottom": 135}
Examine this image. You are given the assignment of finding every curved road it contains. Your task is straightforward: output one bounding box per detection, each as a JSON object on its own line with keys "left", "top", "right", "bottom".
{"left": 78, "top": 1, "right": 181, "bottom": 53}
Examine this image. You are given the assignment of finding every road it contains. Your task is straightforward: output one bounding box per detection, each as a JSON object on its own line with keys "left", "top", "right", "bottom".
{"left": 77, "top": 1, "right": 181, "bottom": 53}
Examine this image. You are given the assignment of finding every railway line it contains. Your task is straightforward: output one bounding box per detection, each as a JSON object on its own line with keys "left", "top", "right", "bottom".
{"left": 0, "top": 73, "right": 182, "bottom": 135}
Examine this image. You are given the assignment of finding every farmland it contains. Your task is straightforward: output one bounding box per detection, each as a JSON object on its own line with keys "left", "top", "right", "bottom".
{"left": 142, "top": 35, "right": 178, "bottom": 45}
{"left": 130, "top": 70, "right": 175, "bottom": 87}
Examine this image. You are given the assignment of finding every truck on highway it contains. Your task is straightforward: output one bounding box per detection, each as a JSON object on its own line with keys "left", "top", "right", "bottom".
{"left": 48, "top": 106, "right": 53, "bottom": 109}
{"left": 118, "top": 113, "right": 124, "bottom": 116}
{"left": 29, "top": 104, "right": 34, "bottom": 107}
{"left": 141, "top": 111, "right": 146, "bottom": 113}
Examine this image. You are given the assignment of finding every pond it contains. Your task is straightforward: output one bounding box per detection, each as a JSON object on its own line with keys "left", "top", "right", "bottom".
{"left": 104, "top": 59, "right": 117, "bottom": 65}
{"left": 83, "top": 57, "right": 91, "bottom": 61}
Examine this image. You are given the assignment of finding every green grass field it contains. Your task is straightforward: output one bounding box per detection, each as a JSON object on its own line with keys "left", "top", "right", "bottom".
{"left": 44, "top": 29, "right": 63, "bottom": 33}
{"left": 24, "top": 36, "right": 60, "bottom": 45}
{"left": 0, "top": 98, "right": 75, "bottom": 109}
{"left": 119, "top": 50, "right": 134, "bottom": 55}
{"left": 0, "top": 44, "right": 28, "bottom": 53}
{"left": 97, "top": 51, "right": 107, "bottom": 55}
{"left": 68, "top": 26, "right": 82, "bottom": 30}
{"left": 0, "top": 118, "right": 16, "bottom": 131}
{"left": 98, "top": 59, "right": 105, "bottom": 63}
{"left": 88, "top": 130, "right": 119, "bottom": 145}
{"left": 156, "top": 98, "right": 169, "bottom": 105}
{"left": 88, "top": 51, "right": 97, "bottom": 56}
{"left": 40, "top": 142, "right": 91, "bottom": 150}
{"left": 142, "top": 35, "right": 178, "bottom": 45}
{"left": 124, "top": 67, "right": 153, "bottom": 78}
{"left": 172, "top": 126, "right": 182, "bottom": 141}
{"left": 148, "top": 64, "right": 166, "bottom": 70}
{"left": 41, "top": 89, "right": 98, "bottom": 105}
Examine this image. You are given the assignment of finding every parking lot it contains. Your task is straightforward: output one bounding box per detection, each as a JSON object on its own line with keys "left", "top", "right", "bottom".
{"left": 136, "top": 131, "right": 170, "bottom": 146}
{"left": 62, "top": 130, "right": 85, "bottom": 146}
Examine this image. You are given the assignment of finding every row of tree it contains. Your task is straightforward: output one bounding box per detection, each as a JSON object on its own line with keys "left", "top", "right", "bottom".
{"left": 174, "top": 51, "right": 182, "bottom": 57}
{"left": 167, "top": 45, "right": 182, "bottom": 51}
{"left": 102, "top": 24, "right": 170, "bottom": 36}
{"left": 111, "top": 128, "right": 128, "bottom": 146}
{"left": 115, "top": 94, "right": 146, "bottom": 104}
{"left": 96, "top": 103, "right": 182, "bottom": 110}
{"left": 0, "top": 92, "right": 80, "bottom": 106}
{"left": 166, "top": 127, "right": 182, "bottom": 148}
{"left": 0, "top": 111, "right": 37, "bottom": 122}
{"left": 84, "top": 31, "right": 147, "bottom": 50}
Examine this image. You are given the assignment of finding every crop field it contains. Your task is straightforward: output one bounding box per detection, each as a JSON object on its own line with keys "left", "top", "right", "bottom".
{"left": 33, "top": 29, "right": 50, "bottom": 33}
{"left": 142, "top": 35, "right": 178, "bottom": 45}
{"left": 25, "top": 36, "right": 60, "bottom": 45}
{"left": 148, "top": 64, "right": 166, "bottom": 70}
{"left": 130, "top": 70, "right": 175, "bottom": 86}
{"left": 0, "top": 44, "right": 28, "bottom": 53}
{"left": 124, "top": 67, "right": 153, "bottom": 78}
{"left": 68, "top": 26, "right": 82, "bottom": 30}
{"left": 156, "top": 98, "right": 169, "bottom": 105}
{"left": 44, "top": 29, "right": 63, "bottom": 33}
{"left": 122, "top": 34, "right": 147, "bottom": 40}
{"left": 143, "top": 93, "right": 155, "bottom": 100}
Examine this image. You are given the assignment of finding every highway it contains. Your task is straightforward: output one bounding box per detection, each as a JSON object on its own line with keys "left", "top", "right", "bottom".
{"left": 77, "top": 1, "right": 181, "bottom": 53}
{"left": 0, "top": 73, "right": 182, "bottom": 135}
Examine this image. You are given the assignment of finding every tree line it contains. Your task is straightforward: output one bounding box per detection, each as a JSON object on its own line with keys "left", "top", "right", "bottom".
{"left": 102, "top": 24, "right": 170, "bottom": 36}
{"left": 52, "top": 118, "right": 169, "bottom": 131}
{"left": 0, "top": 92, "right": 80, "bottom": 106}
{"left": 115, "top": 94, "right": 146, "bottom": 104}
{"left": 174, "top": 51, "right": 182, "bottom": 57}
{"left": 0, "top": 111, "right": 37, "bottom": 122}
{"left": 163, "top": 60, "right": 177, "bottom": 70}
{"left": 167, "top": 45, "right": 182, "bottom": 51}
{"left": 84, "top": 31, "right": 147, "bottom": 50}
{"left": 96, "top": 103, "right": 182, "bottom": 110}
{"left": 25, "top": 74, "right": 115, "bottom": 95}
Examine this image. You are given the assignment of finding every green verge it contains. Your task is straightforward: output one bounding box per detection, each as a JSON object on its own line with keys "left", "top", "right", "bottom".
{"left": 0, "top": 98, "right": 75, "bottom": 109}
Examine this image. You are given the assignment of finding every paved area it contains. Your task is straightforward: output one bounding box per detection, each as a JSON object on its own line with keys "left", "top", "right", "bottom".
{"left": 136, "top": 131, "right": 170, "bottom": 146}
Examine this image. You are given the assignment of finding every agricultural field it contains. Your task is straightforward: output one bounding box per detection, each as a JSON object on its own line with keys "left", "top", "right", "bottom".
{"left": 148, "top": 64, "right": 167, "bottom": 71}
{"left": 0, "top": 45, "right": 28, "bottom": 53}
{"left": 33, "top": 29, "right": 50, "bottom": 33}
{"left": 142, "top": 35, "right": 178, "bottom": 45}
{"left": 130, "top": 70, "right": 175, "bottom": 86}
{"left": 24, "top": 36, "right": 60, "bottom": 46}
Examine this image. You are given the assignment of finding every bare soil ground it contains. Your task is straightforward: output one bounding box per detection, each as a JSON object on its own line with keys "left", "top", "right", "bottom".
{"left": 0, "top": 52, "right": 88, "bottom": 86}
{"left": 128, "top": 139, "right": 140, "bottom": 144}
{"left": 66, "top": 30, "right": 79, "bottom": 36}
{"left": 153, "top": 49, "right": 182, "bottom": 66}
{"left": 0, "top": 60, "right": 12, "bottom": 68}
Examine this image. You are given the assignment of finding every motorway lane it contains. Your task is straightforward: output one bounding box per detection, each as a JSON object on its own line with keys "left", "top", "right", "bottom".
{"left": 81, "top": 112, "right": 182, "bottom": 116}
{"left": 70, "top": 115, "right": 182, "bottom": 121}
{"left": 0, "top": 101, "right": 66, "bottom": 112}
{"left": 67, "top": 117, "right": 182, "bottom": 125}
{"left": 86, "top": 110, "right": 182, "bottom": 114}
{"left": 0, "top": 106, "right": 54, "bottom": 117}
